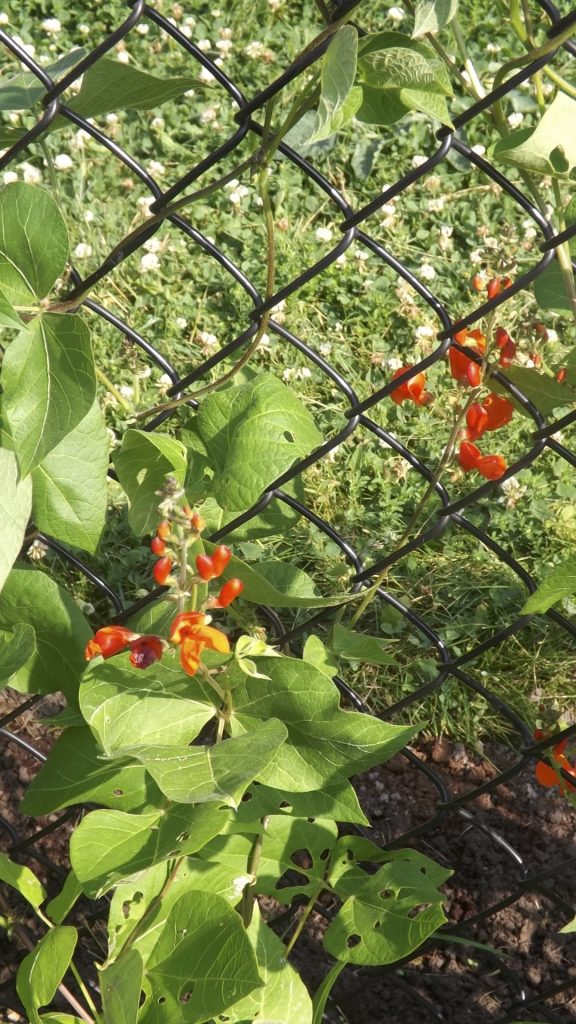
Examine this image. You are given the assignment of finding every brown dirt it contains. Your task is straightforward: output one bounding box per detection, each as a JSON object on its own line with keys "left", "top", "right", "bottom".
{"left": 1, "top": 691, "right": 575, "bottom": 1022}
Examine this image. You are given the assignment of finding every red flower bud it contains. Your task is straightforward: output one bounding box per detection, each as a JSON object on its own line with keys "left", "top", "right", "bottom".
{"left": 211, "top": 545, "right": 231, "bottom": 575}
{"left": 471, "top": 274, "right": 485, "bottom": 292}
{"left": 475, "top": 453, "right": 507, "bottom": 480}
{"left": 157, "top": 520, "right": 172, "bottom": 540}
{"left": 466, "top": 403, "right": 489, "bottom": 442}
{"left": 533, "top": 728, "right": 544, "bottom": 742}
{"left": 153, "top": 556, "right": 173, "bottom": 585}
{"left": 499, "top": 338, "right": 516, "bottom": 367}
{"left": 214, "top": 578, "right": 244, "bottom": 608}
{"left": 150, "top": 536, "right": 166, "bottom": 555}
{"left": 486, "top": 276, "right": 501, "bottom": 300}
{"left": 128, "top": 636, "right": 164, "bottom": 669}
{"left": 195, "top": 554, "right": 216, "bottom": 581}
{"left": 495, "top": 327, "right": 510, "bottom": 349}
{"left": 501, "top": 275, "right": 513, "bottom": 290}
{"left": 457, "top": 440, "right": 481, "bottom": 472}
{"left": 85, "top": 625, "right": 138, "bottom": 661}
{"left": 190, "top": 512, "right": 205, "bottom": 532}
{"left": 390, "top": 366, "right": 432, "bottom": 406}
{"left": 557, "top": 367, "right": 567, "bottom": 383}
{"left": 482, "top": 393, "right": 514, "bottom": 432}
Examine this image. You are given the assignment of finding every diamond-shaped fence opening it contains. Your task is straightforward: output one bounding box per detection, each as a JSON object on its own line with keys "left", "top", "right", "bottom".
{"left": 0, "top": 1, "right": 575, "bottom": 1021}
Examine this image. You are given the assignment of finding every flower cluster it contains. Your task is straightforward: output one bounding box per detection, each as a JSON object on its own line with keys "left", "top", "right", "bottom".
{"left": 534, "top": 737, "right": 576, "bottom": 796}
{"left": 85, "top": 498, "right": 244, "bottom": 678}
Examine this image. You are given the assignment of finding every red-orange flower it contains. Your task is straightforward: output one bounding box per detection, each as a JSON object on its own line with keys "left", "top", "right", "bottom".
{"left": 475, "top": 453, "right": 507, "bottom": 480}
{"left": 535, "top": 740, "right": 576, "bottom": 795}
{"left": 169, "top": 611, "right": 230, "bottom": 677}
{"left": 85, "top": 626, "right": 138, "bottom": 661}
{"left": 389, "top": 366, "right": 432, "bottom": 406}
{"left": 481, "top": 393, "right": 514, "bottom": 432}
{"left": 457, "top": 440, "right": 481, "bottom": 472}
{"left": 449, "top": 329, "right": 486, "bottom": 387}
{"left": 128, "top": 636, "right": 164, "bottom": 669}
{"left": 466, "top": 403, "right": 489, "bottom": 442}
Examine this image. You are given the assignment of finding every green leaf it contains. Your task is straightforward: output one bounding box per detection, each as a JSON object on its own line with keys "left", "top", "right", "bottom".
{"left": 303, "top": 634, "right": 339, "bottom": 678}
{"left": 238, "top": 778, "right": 369, "bottom": 826}
{"left": 413, "top": 0, "right": 458, "bottom": 36}
{"left": 124, "top": 718, "right": 288, "bottom": 807}
{"left": 0, "top": 622, "right": 36, "bottom": 687}
{"left": 196, "top": 373, "right": 323, "bottom": 518}
{"left": 491, "top": 93, "right": 576, "bottom": 177}
{"left": 0, "top": 566, "right": 91, "bottom": 702}
{"left": 113, "top": 429, "right": 187, "bottom": 536}
{"left": 31, "top": 401, "right": 109, "bottom": 553}
{"left": 229, "top": 655, "right": 413, "bottom": 791}
{"left": 21, "top": 726, "right": 160, "bottom": 816}
{"left": 0, "top": 851, "right": 46, "bottom": 911}
{"left": 522, "top": 556, "right": 576, "bottom": 614}
{"left": 0, "top": 50, "right": 87, "bottom": 110}
{"left": 2, "top": 314, "right": 96, "bottom": 475}
{"left": 324, "top": 850, "right": 450, "bottom": 964}
{"left": 71, "top": 803, "right": 231, "bottom": 898}
{"left": 16, "top": 927, "right": 77, "bottom": 1023}
{"left": 0, "top": 183, "right": 68, "bottom": 304}
{"left": 220, "top": 908, "right": 313, "bottom": 1023}
{"left": 45, "top": 871, "right": 83, "bottom": 926}
{"left": 142, "top": 890, "right": 262, "bottom": 1024}
{"left": 489, "top": 365, "right": 576, "bottom": 415}
{"left": 0, "top": 448, "right": 32, "bottom": 593}
{"left": 560, "top": 914, "right": 576, "bottom": 933}
{"left": 533, "top": 262, "right": 573, "bottom": 313}
{"left": 40, "top": 1015, "right": 85, "bottom": 1023}
{"left": 309, "top": 26, "right": 361, "bottom": 143}
{"left": 0, "top": 288, "right": 25, "bottom": 330}
{"left": 68, "top": 58, "right": 196, "bottom": 120}
{"left": 357, "top": 32, "right": 453, "bottom": 125}
{"left": 355, "top": 84, "right": 408, "bottom": 126}
{"left": 351, "top": 137, "right": 384, "bottom": 178}
{"left": 100, "top": 949, "right": 143, "bottom": 1024}
{"left": 331, "top": 623, "right": 396, "bottom": 666}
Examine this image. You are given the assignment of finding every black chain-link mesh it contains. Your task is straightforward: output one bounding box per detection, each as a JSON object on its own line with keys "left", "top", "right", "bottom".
{"left": 1, "top": 1, "right": 576, "bottom": 1020}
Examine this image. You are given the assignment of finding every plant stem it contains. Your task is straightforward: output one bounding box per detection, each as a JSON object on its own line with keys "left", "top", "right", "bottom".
{"left": 451, "top": 17, "right": 485, "bottom": 99}
{"left": 95, "top": 365, "right": 133, "bottom": 412}
{"left": 176, "top": 524, "right": 189, "bottom": 615}
{"left": 311, "top": 960, "right": 346, "bottom": 1024}
{"left": 69, "top": 961, "right": 102, "bottom": 1023}
{"left": 240, "top": 815, "right": 269, "bottom": 927}
{"left": 285, "top": 885, "right": 323, "bottom": 956}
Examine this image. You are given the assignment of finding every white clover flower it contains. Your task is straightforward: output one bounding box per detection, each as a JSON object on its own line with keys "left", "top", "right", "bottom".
{"left": 259, "top": 332, "right": 271, "bottom": 349}
{"left": 137, "top": 196, "right": 154, "bottom": 213}
{"left": 419, "top": 262, "right": 436, "bottom": 281}
{"left": 106, "top": 112, "right": 119, "bottom": 125}
{"left": 215, "top": 39, "right": 232, "bottom": 55}
{"left": 200, "top": 105, "right": 219, "bottom": 124}
{"left": 0, "top": 13, "right": 9, "bottom": 24}
{"left": 411, "top": 154, "right": 427, "bottom": 169}
{"left": 28, "top": 539, "right": 49, "bottom": 561}
{"left": 380, "top": 203, "right": 396, "bottom": 218}
{"left": 315, "top": 226, "right": 333, "bottom": 243}
{"left": 298, "top": 367, "right": 312, "bottom": 379}
{"left": 176, "top": 317, "right": 188, "bottom": 330}
{"left": 184, "top": 15, "right": 196, "bottom": 27}
{"left": 546, "top": 328, "right": 558, "bottom": 343}
{"left": 197, "top": 38, "right": 211, "bottom": 51}
{"left": 486, "top": 42, "right": 501, "bottom": 53}
{"left": 282, "top": 367, "right": 294, "bottom": 381}
{"left": 143, "top": 236, "right": 162, "bottom": 253}
{"left": 416, "top": 325, "right": 434, "bottom": 339}
{"left": 54, "top": 153, "right": 73, "bottom": 170}
{"left": 198, "top": 66, "right": 215, "bottom": 84}
{"left": 470, "top": 248, "right": 484, "bottom": 265}
{"left": 21, "top": 162, "right": 42, "bottom": 184}
{"left": 148, "top": 159, "right": 165, "bottom": 177}
{"left": 157, "top": 373, "right": 172, "bottom": 388}
{"left": 73, "top": 242, "right": 92, "bottom": 259}
{"left": 151, "top": 116, "right": 165, "bottom": 130}
{"left": 268, "top": 0, "right": 282, "bottom": 8}
{"left": 73, "top": 128, "right": 90, "bottom": 148}
{"left": 180, "top": 25, "right": 193, "bottom": 38}
{"left": 14, "top": 37, "right": 35, "bottom": 58}
{"left": 2, "top": 171, "right": 18, "bottom": 184}
{"left": 388, "top": 6, "right": 404, "bottom": 22}
{"left": 356, "top": 250, "right": 370, "bottom": 262}
{"left": 199, "top": 330, "right": 218, "bottom": 348}
{"left": 136, "top": 22, "right": 149, "bottom": 34}
{"left": 336, "top": 252, "right": 347, "bottom": 265}
{"left": 119, "top": 384, "right": 134, "bottom": 399}
{"left": 471, "top": 144, "right": 486, "bottom": 157}
{"left": 244, "top": 41, "right": 265, "bottom": 59}
{"left": 219, "top": 27, "right": 233, "bottom": 39}
{"left": 140, "top": 252, "right": 160, "bottom": 271}
{"left": 507, "top": 111, "right": 524, "bottom": 129}
{"left": 385, "top": 357, "right": 404, "bottom": 371}
{"left": 41, "top": 17, "right": 61, "bottom": 34}
{"left": 427, "top": 197, "right": 444, "bottom": 213}
{"left": 117, "top": 50, "right": 130, "bottom": 64}
{"left": 319, "top": 342, "right": 332, "bottom": 357}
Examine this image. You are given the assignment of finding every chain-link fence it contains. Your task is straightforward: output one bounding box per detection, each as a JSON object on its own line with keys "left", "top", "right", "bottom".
{"left": 1, "top": 1, "right": 576, "bottom": 1020}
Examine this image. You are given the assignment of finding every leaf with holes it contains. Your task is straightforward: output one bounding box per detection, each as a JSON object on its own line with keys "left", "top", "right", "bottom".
{"left": 324, "top": 849, "right": 451, "bottom": 964}
{"left": 309, "top": 26, "right": 362, "bottom": 143}
{"left": 196, "top": 373, "right": 323, "bottom": 518}
{"left": 16, "top": 927, "right": 77, "bottom": 1023}
{"left": 99, "top": 948, "right": 144, "bottom": 1024}
{"left": 113, "top": 429, "right": 187, "bottom": 536}
{"left": 413, "top": 0, "right": 458, "bottom": 36}
{"left": 229, "top": 655, "right": 413, "bottom": 791}
{"left": 0, "top": 566, "right": 91, "bottom": 702}
{"left": 0, "top": 449, "right": 32, "bottom": 594}
{"left": 0, "top": 183, "right": 69, "bottom": 304}
{"left": 2, "top": 314, "right": 96, "bottom": 475}
{"left": 219, "top": 908, "right": 313, "bottom": 1023}
{"left": 236, "top": 778, "right": 369, "bottom": 827}
{"left": 522, "top": 556, "right": 576, "bottom": 615}
{"left": 491, "top": 93, "right": 576, "bottom": 178}
{"left": 0, "top": 622, "right": 36, "bottom": 687}
{"left": 31, "top": 400, "right": 108, "bottom": 553}
{"left": 0, "top": 852, "right": 46, "bottom": 911}
{"left": 141, "top": 890, "right": 262, "bottom": 1023}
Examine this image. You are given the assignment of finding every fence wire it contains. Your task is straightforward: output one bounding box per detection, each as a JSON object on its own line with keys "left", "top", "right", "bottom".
{"left": 1, "top": 1, "right": 576, "bottom": 1021}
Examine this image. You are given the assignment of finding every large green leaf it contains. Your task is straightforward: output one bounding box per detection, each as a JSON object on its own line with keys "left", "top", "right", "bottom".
{"left": 489, "top": 365, "right": 576, "bottom": 415}
{"left": 16, "top": 927, "right": 77, "bottom": 1024}
{"left": 0, "top": 851, "right": 46, "bottom": 911}
{"left": 491, "top": 93, "right": 576, "bottom": 178}
{"left": 237, "top": 778, "right": 369, "bottom": 826}
{"left": 68, "top": 58, "right": 196, "bottom": 120}
{"left": 71, "top": 803, "right": 231, "bottom": 898}
{"left": 141, "top": 890, "right": 262, "bottom": 1024}
{"left": 99, "top": 949, "right": 143, "bottom": 1024}
{"left": 0, "top": 288, "right": 25, "bottom": 330}
{"left": 31, "top": 401, "right": 108, "bottom": 553}
{"left": 113, "top": 429, "right": 187, "bottom": 536}
{"left": 0, "top": 50, "right": 87, "bottom": 110}
{"left": 21, "top": 726, "right": 162, "bottom": 816}
{"left": 357, "top": 32, "right": 453, "bottom": 126}
{"left": 0, "top": 623, "right": 36, "bottom": 687}
{"left": 0, "top": 566, "right": 91, "bottom": 702}
{"left": 229, "top": 655, "right": 413, "bottom": 791}
{"left": 0, "top": 183, "right": 68, "bottom": 304}
{"left": 45, "top": 871, "right": 83, "bottom": 926}
{"left": 331, "top": 623, "right": 397, "bottom": 666}
{"left": 196, "top": 373, "right": 323, "bottom": 518}
{"left": 355, "top": 83, "right": 408, "bottom": 126}
{"left": 324, "top": 850, "right": 451, "bottom": 964}
{"left": 123, "top": 719, "right": 288, "bottom": 807}
{"left": 0, "top": 448, "right": 32, "bottom": 593}
{"left": 533, "top": 262, "right": 574, "bottom": 313}
{"left": 309, "top": 25, "right": 361, "bottom": 143}
{"left": 221, "top": 909, "right": 313, "bottom": 1023}
{"left": 413, "top": 0, "right": 458, "bottom": 36}
{"left": 522, "top": 556, "right": 576, "bottom": 614}
{"left": 2, "top": 314, "right": 96, "bottom": 475}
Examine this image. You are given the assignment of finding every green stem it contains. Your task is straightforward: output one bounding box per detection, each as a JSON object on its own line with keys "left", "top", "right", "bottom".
{"left": 95, "top": 365, "right": 133, "bottom": 412}
{"left": 451, "top": 17, "right": 485, "bottom": 99}
{"left": 543, "top": 65, "right": 576, "bottom": 99}
{"left": 69, "top": 961, "right": 103, "bottom": 1024}
{"left": 311, "top": 961, "right": 347, "bottom": 1024}
{"left": 176, "top": 524, "right": 189, "bottom": 615}
{"left": 240, "top": 815, "right": 269, "bottom": 927}
{"left": 285, "top": 885, "right": 323, "bottom": 956}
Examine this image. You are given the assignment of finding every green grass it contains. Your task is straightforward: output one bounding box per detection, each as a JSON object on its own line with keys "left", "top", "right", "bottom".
{"left": 3, "top": 0, "right": 576, "bottom": 743}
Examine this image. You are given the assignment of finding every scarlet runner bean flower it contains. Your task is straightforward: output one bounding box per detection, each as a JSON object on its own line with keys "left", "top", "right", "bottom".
{"left": 213, "top": 578, "right": 244, "bottom": 608}
{"left": 195, "top": 545, "right": 231, "bottom": 581}
{"left": 169, "top": 611, "right": 230, "bottom": 677}
{"left": 127, "top": 636, "right": 164, "bottom": 668}
{"left": 457, "top": 441, "right": 507, "bottom": 480}
{"left": 153, "top": 555, "right": 173, "bottom": 585}
{"left": 466, "top": 394, "right": 514, "bottom": 441}
{"left": 85, "top": 627, "right": 165, "bottom": 669}
{"left": 150, "top": 535, "right": 166, "bottom": 555}
{"left": 449, "top": 328, "right": 486, "bottom": 387}
{"left": 389, "top": 365, "right": 432, "bottom": 406}
{"left": 535, "top": 739, "right": 576, "bottom": 795}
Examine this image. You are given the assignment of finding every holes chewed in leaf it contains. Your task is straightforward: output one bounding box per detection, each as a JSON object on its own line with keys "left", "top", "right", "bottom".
{"left": 379, "top": 889, "right": 393, "bottom": 899}
{"left": 319, "top": 848, "right": 330, "bottom": 861}
{"left": 180, "top": 985, "right": 194, "bottom": 1003}
{"left": 112, "top": 788, "right": 124, "bottom": 796}
{"left": 283, "top": 430, "right": 295, "bottom": 442}
{"left": 290, "top": 849, "right": 312, "bottom": 870}
{"left": 346, "top": 934, "right": 361, "bottom": 948}
{"left": 407, "top": 903, "right": 431, "bottom": 918}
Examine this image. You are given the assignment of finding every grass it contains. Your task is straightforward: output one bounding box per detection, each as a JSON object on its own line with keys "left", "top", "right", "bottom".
{"left": 2, "top": 0, "right": 576, "bottom": 743}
